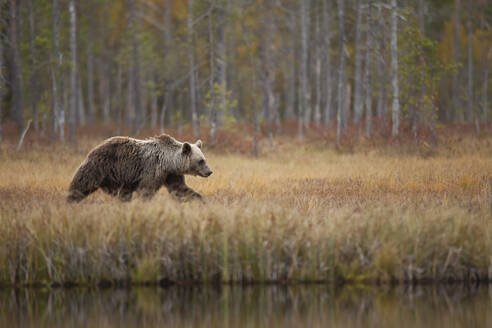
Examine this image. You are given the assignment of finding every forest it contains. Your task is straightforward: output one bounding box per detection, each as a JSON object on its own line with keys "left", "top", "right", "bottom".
{"left": 0, "top": 0, "right": 491, "bottom": 146}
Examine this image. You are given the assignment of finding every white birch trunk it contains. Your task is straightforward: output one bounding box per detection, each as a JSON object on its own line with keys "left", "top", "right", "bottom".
{"left": 264, "top": 2, "right": 275, "bottom": 143}
{"left": 188, "top": 0, "right": 198, "bottom": 136}
{"left": 52, "top": 0, "right": 64, "bottom": 142}
{"left": 313, "top": 4, "right": 322, "bottom": 126}
{"left": 130, "top": 0, "right": 142, "bottom": 131}
{"left": 0, "top": 6, "right": 3, "bottom": 143}
{"left": 353, "top": 0, "right": 364, "bottom": 125}
{"left": 323, "top": 0, "right": 333, "bottom": 126}
{"left": 285, "top": 14, "right": 296, "bottom": 121}
{"left": 87, "top": 17, "right": 95, "bottom": 124}
{"left": 481, "top": 9, "right": 489, "bottom": 123}
{"left": 466, "top": 20, "right": 473, "bottom": 124}
{"left": 77, "top": 74, "right": 85, "bottom": 126}
{"left": 376, "top": 5, "right": 386, "bottom": 119}
{"left": 298, "top": 0, "right": 310, "bottom": 139}
{"left": 69, "top": 0, "right": 77, "bottom": 142}
{"left": 452, "top": 0, "right": 461, "bottom": 121}
{"left": 151, "top": 76, "right": 158, "bottom": 129}
{"left": 364, "top": 0, "right": 373, "bottom": 138}
{"left": 28, "top": 0, "right": 38, "bottom": 130}
{"left": 390, "top": 0, "right": 400, "bottom": 137}
{"left": 336, "top": 0, "right": 345, "bottom": 145}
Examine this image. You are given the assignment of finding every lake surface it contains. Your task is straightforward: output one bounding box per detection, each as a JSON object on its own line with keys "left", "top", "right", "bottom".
{"left": 0, "top": 284, "right": 490, "bottom": 328}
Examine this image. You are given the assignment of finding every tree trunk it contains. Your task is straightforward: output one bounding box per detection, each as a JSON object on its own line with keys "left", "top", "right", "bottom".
{"left": 51, "top": 0, "right": 64, "bottom": 141}
{"left": 187, "top": 0, "right": 199, "bottom": 136}
{"left": 285, "top": 14, "right": 296, "bottom": 121}
{"left": 0, "top": 6, "right": 3, "bottom": 144}
{"left": 313, "top": 4, "right": 322, "bottom": 126}
{"left": 353, "top": 0, "right": 364, "bottom": 127}
{"left": 482, "top": 49, "right": 490, "bottom": 124}
{"left": 298, "top": 0, "right": 310, "bottom": 139}
{"left": 116, "top": 63, "right": 123, "bottom": 133}
{"left": 376, "top": 5, "right": 386, "bottom": 121}
{"left": 99, "top": 58, "right": 110, "bottom": 124}
{"left": 364, "top": 0, "right": 373, "bottom": 139}
{"left": 28, "top": 0, "right": 38, "bottom": 130}
{"left": 126, "top": 65, "right": 134, "bottom": 128}
{"left": 263, "top": 1, "right": 275, "bottom": 143}
{"left": 150, "top": 75, "right": 158, "bottom": 129}
{"left": 323, "top": 0, "right": 333, "bottom": 126}
{"left": 77, "top": 74, "right": 85, "bottom": 126}
{"left": 216, "top": 5, "right": 227, "bottom": 133}
{"left": 130, "top": 0, "right": 142, "bottom": 132}
{"left": 69, "top": 0, "right": 77, "bottom": 143}
{"left": 9, "top": 0, "right": 23, "bottom": 130}
{"left": 161, "top": 0, "right": 173, "bottom": 132}
{"left": 452, "top": 0, "right": 461, "bottom": 122}
{"left": 208, "top": 6, "right": 216, "bottom": 141}
{"left": 336, "top": 0, "right": 345, "bottom": 146}
{"left": 87, "top": 14, "right": 95, "bottom": 124}
{"left": 481, "top": 8, "right": 488, "bottom": 123}
{"left": 466, "top": 20, "right": 474, "bottom": 128}
{"left": 390, "top": 0, "right": 400, "bottom": 137}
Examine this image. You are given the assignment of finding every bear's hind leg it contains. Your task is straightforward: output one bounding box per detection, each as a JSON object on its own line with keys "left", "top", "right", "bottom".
{"left": 67, "top": 161, "right": 103, "bottom": 203}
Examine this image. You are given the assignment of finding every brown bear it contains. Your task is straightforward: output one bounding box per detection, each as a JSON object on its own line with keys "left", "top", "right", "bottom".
{"left": 67, "top": 134, "right": 212, "bottom": 203}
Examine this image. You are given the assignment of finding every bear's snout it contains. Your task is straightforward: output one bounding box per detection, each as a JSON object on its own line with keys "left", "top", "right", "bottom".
{"left": 199, "top": 169, "right": 213, "bottom": 177}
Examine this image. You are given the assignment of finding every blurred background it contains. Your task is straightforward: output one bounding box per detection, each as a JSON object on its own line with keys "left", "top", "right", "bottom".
{"left": 0, "top": 0, "right": 491, "bottom": 148}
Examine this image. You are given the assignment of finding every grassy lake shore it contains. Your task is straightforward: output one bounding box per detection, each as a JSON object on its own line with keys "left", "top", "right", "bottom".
{"left": 0, "top": 134, "right": 491, "bottom": 287}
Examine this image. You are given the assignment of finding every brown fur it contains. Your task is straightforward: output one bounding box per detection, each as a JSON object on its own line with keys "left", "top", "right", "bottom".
{"left": 67, "top": 134, "right": 212, "bottom": 203}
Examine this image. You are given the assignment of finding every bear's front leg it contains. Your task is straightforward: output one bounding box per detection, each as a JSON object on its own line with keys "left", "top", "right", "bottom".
{"left": 117, "top": 188, "right": 133, "bottom": 202}
{"left": 164, "top": 174, "right": 203, "bottom": 202}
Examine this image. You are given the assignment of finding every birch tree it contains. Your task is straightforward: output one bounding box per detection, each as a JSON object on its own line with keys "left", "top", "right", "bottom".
{"left": 353, "top": 0, "right": 364, "bottom": 127}
{"left": 313, "top": 3, "right": 322, "bottom": 126}
{"left": 51, "top": 0, "right": 64, "bottom": 141}
{"left": 28, "top": 0, "right": 38, "bottom": 130}
{"left": 336, "top": 0, "right": 345, "bottom": 145}
{"left": 262, "top": 1, "right": 275, "bottom": 142}
{"left": 390, "top": 0, "right": 400, "bottom": 137}
{"left": 9, "top": 0, "right": 23, "bottom": 129}
{"left": 466, "top": 20, "right": 473, "bottom": 124}
{"left": 284, "top": 9, "right": 296, "bottom": 121}
{"left": 452, "top": 0, "right": 460, "bottom": 121}
{"left": 376, "top": 4, "right": 386, "bottom": 120}
{"left": 160, "top": 0, "right": 173, "bottom": 132}
{"left": 481, "top": 6, "right": 490, "bottom": 123}
{"left": 130, "top": 0, "right": 142, "bottom": 131}
{"left": 87, "top": 7, "right": 95, "bottom": 124}
{"left": 298, "top": 0, "right": 310, "bottom": 139}
{"left": 323, "top": 0, "right": 333, "bottom": 126}
{"left": 364, "top": 0, "right": 373, "bottom": 138}
{"left": 0, "top": 0, "right": 4, "bottom": 143}
{"left": 69, "top": 0, "right": 77, "bottom": 142}
{"left": 187, "top": 0, "right": 199, "bottom": 136}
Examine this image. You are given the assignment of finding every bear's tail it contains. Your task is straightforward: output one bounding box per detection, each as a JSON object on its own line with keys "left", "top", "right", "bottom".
{"left": 67, "top": 160, "right": 103, "bottom": 203}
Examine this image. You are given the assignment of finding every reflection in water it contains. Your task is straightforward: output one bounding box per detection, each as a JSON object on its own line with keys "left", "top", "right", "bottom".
{"left": 0, "top": 284, "right": 490, "bottom": 328}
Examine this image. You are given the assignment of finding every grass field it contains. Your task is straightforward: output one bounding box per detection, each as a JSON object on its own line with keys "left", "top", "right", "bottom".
{"left": 0, "top": 131, "right": 491, "bottom": 287}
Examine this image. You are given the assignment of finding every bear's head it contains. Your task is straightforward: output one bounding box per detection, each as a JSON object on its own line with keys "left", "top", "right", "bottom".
{"left": 182, "top": 140, "right": 213, "bottom": 178}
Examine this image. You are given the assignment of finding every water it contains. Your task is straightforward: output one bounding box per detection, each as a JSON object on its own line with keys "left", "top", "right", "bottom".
{"left": 0, "top": 285, "right": 490, "bottom": 328}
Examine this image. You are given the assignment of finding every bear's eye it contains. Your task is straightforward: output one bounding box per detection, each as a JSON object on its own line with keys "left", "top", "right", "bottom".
{"left": 198, "top": 159, "right": 205, "bottom": 165}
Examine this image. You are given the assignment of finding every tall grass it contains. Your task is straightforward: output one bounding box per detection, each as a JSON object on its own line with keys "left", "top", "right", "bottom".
{"left": 0, "top": 135, "right": 491, "bottom": 286}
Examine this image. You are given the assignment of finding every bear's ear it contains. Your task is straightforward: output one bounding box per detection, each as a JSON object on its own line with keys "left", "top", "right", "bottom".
{"left": 182, "top": 142, "right": 192, "bottom": 155}
{"left": 196, "top": 140, "right": 202, "bottom": 149}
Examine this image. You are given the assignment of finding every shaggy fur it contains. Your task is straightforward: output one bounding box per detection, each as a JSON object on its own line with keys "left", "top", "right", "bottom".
{"left": 67, "top": 134, "right": 212, "bottom": 202}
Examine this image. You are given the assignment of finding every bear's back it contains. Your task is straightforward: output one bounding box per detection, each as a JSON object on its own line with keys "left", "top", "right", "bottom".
{"left": 88, "top": 137, "right": 142, "bottom": 162}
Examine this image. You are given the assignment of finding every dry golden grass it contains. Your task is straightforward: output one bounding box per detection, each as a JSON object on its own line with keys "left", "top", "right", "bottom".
{"left": 0, "top": 134, "right": 491, "bottom": 286}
